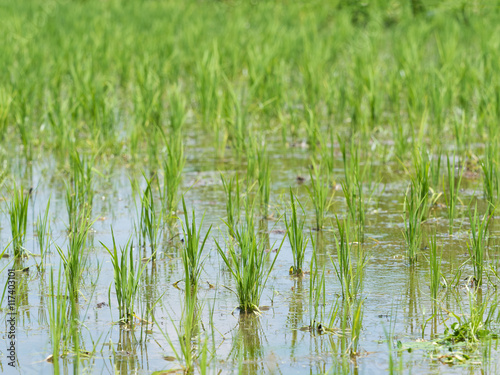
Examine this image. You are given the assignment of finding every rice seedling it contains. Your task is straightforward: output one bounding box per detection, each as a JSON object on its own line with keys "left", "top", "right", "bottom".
{"left": 215, "top": 200, "right": 284, "bottom": 313}
{"left": 8, "top": 185, "right": 29, "bottom": 258}
{"left": 306, "top": 161, "right": 333, "bottom": 231}
{"left": 443, "top": 154, "right": 463, "bottom": 234}
{"left": 196, "top": 43, "right": 221, "bottom": 129}
{"left": 139, "top": 175, "right": 162, "bottom": 260}
{"left": 284, "top": 189, "right": 308, "bottom": 276}
{"left": 47, "top": 265, "right": 69, "bottom": 369}
{"left": 429, "top": 150, "right": 442, "bottom": 190}
{"left": 35, "top": 198, "right": 51, "bottom": 272}
{"left": 220, "top": 173, "right": 241, "bottom": 233}
{"left": 102, "top": 231, "right": 148, "bottom": 325}
{"left": 180, "top": 198, "right": 212, "bottom": 292}
{"left": 305, "top": 108, "right": 320, "bottom": 153}
{"left": 257, "top": 146, "right": 271, "bottom": 216}
{"left": 402, "top": 184, "right": 425, "bottom": 265}
{"left": 481, "top": 145, "right": 498, "bottom": 215}
{"left": 467, "top": 204, "right": 490, "bottom": 287}
{"left": 411, "top": 148, "right": 430, "bottom": 221}
{"left": 331, "top": 217, "right": 367, "bottom": 300}
{"left": 163, "top": 138, "right": 185, "bottom": 216}
{"left": 56, "top": 215, "right": 91, "bottom": 302}
{"left": 65, "top": 151, "right": 94, "bottom": 232}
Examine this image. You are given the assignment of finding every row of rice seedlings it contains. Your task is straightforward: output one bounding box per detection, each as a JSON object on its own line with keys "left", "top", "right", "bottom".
{"left": 103, "top": 232, "right": 149, "bottom": 325}
{"left": 139, "top": 176, "right": 162, "bottom": 260}
{"left": 180, "top": 198, "right": 212, "bottom": 292}
{"left": 35, "top": 199, "right": 51, "bottom": 272}
{"left": 307, "top": 161, "right": 333, "bottom": 231}
{"left": 443, "top": 154, "right": 463, "bottom": 235}
{"left": 8, "top": 185, "right": 29, "bottom": 257}
{"left": 402, "top": 184, "right": 425, "bottom": 265}
{"left": 481, "top": 144, "right": 498, "bottom": 215}
{"left": 215, "top": 199, "right": 284, "bottom": 313}
{"left": 332, "top": 217, "right": 367, "bottom": 301}
{"left": 467, "top": 204, "right": 490, "bottom": 287}
{"left": 284, "top": 189, "right": 308, "bottom": 276}
{"left": 221, "top": 173, "right": 241, "bottom": 233}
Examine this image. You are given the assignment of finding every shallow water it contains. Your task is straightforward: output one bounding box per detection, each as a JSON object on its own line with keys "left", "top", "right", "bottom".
{"left": 1, "top": 138, "right": 500, "bottom": 375}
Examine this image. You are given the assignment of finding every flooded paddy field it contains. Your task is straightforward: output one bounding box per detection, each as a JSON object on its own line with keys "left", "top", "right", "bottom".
{"left": 1, "top": 1, "right": 500, "bottom": 374}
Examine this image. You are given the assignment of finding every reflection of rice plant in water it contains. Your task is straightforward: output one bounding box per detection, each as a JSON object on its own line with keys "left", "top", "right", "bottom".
{"left": 284, "top": 188, "right": 308, "bottom": 276}
{"left": 215, "top": 200, "right": 284, "bottom": 313}
{"left": 428, "top": 231, "right": 443, "bottom": 300}
{"left": 8, "top": 185, "right": 29, "bottom": 258}
{"left": 48, "top": 266, "right": 69, "bottom": 369}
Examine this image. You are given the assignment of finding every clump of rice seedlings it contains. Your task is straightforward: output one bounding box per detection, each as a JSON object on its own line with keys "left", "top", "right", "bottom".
{"left": 35, "top": 199, "right": 51, "bottom": 272}
{"left": 467, "top": 204, "right": 490, "bottom": 287}
{"left": 429, "top": 151, "right": 442, "bottom": 190}
{"left": 305, "top": 108, "right": 320, "bottom": 153}
{"left": 339, "top": 137, "right": 371, "bottom": 242}
{"left": 8, "top": 185, "right": 29, "bottom": 257}
{"left": 402, "top": 184, "right": 425, "bottom": 265}
{"left": 65, "top": 151, "right": 94, "bottom": 232}
{"left": 428, "top": 231, "right": 443, "bottom": 300}
{"left": 47, "top": 266, "right": 69, "bottom": 369}
{"left": 139, "top": 176, "right": 162, "bottom": 260}
{"left": 196, "top": 44, "right": 221, "bottom": 129}
{"left": 284, "top": 189, "right": 308, "bottom": 276}
{"left": 215, "top": 200, "right": 284, "bottom": 313}
{"left": 102, "top": 231, "right": 148, "bottom": 325}
{"left": 163, "top": 139, "right": 185, "bottom": 216}
{"left": 441, "top": 289, "right": 497, "bottom": 345}
{"left": 481, "top": 145, "right": 498, "bottom": 215}
{"left": 168, "top": 86, "right": 187, "bottom": 138}
{"left": 257, "top": 146, "right": 271, "bottom": 216}
{"left": 444, "top": 154, "right": 463, "bottom": 234}
{"left": 221, "top": 173, "right": 241, "bottom": 233}
{"left": 224, "top": 85, "right": 249, "bottom": 158}
{"left": 306, "top": 161, "right": 333, "bottom": 230}
{"left": 331, "top": 217, "right": 367, "bottom": 300}
{"left": 180, "top": 198, "right": 212, "bottom": 292}
{"left": 56, "top": 215, "right": 91, "bottom": 302}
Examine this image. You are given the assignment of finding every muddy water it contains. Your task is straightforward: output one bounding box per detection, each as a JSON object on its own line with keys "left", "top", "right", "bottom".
{"left": 1, "top": 140, "right": 499, "bottom": 374}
